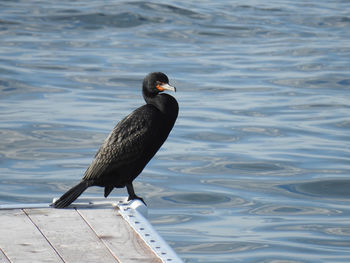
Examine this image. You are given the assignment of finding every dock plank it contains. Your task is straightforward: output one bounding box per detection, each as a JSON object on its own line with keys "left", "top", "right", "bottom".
{"left": 0, "top": 209, "right": 62, "bottom": 263}
{"left": 77, "top": 207, "right": 161, "bottom": 263}
{"left": 0, "top": 248, "right": 10, "bottom": 263}
{"left": 24, "top": 208, "right": 118, "bottom": 263}
{"left": 0, "top": 200, "right": 182, "bottom": 263}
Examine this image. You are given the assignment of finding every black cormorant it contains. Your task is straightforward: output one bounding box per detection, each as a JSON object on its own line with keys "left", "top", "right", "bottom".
{"left": 52, "top": 72, "right": 178, "bottom": 208}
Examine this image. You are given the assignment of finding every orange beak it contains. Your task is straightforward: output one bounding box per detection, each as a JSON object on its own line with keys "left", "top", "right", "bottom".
{"left": 156, "top": 82, "right": 176, "bottom": 92}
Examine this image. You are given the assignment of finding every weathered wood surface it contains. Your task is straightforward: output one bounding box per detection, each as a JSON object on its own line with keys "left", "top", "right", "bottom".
{"left": 0, "top": 205, "right": 161, "bottom": 263}
{"left": 0, "top": 209, "right": 62, "bottom": 263}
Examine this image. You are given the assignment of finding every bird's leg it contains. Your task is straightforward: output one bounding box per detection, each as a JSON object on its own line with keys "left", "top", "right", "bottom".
{"left": 126, "top": 183, "right": 147, "bottom": 206}
{"left": 104, "top": 186, "right": 114, "bottom": 198}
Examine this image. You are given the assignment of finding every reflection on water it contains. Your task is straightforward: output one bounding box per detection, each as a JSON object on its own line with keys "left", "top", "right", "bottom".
{"left": 282, "top": 179, "right": 350, "bottom": 199}
{"left": 1, "top": 0, "right": 350, "bottom": 262}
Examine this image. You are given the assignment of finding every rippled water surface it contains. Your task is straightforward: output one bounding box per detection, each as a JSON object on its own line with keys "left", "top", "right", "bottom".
{"left": 1, "top": 0, "right": 350, "bottom": 262}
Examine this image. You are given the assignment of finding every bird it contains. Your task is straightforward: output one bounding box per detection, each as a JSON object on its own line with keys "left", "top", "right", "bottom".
{"left": 52, "top": 72, "right": 178, "bottom": 208}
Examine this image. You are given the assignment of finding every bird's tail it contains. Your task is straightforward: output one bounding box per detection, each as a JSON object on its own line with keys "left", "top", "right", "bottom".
{"left": 52, "top": 181, "right": 91, "bottom": 208}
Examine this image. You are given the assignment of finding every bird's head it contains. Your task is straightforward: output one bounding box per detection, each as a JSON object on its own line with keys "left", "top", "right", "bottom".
{"left": 143, "top": 72, "right": 176, "bottom": 98}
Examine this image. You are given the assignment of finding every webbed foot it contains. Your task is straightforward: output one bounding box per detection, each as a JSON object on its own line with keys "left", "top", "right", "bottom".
{"left": 128, "top": 195, "right": 147, "bottom": 206}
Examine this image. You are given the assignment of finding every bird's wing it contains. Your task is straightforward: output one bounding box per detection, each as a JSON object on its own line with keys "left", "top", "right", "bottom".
{"left": 82, "top": 105, "right": 160, "bottom": 181}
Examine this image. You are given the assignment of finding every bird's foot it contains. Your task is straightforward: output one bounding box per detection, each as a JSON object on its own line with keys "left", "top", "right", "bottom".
{"left": 128, "top": 195, "right": 147, "bottom": 206}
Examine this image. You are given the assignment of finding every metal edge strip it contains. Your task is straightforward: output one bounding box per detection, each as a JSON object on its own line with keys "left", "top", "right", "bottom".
{"left": 117, "top": 200, "right": 184, "bottom": 263}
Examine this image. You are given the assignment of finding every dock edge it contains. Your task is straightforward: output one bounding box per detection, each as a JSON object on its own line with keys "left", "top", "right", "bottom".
{"left": 117, "top": 200, "right": 184, "bottom": 263}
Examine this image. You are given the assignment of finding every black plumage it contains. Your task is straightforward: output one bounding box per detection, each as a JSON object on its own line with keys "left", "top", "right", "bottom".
{"left": 53, "top": 72, "right": 178, "bottom": 208}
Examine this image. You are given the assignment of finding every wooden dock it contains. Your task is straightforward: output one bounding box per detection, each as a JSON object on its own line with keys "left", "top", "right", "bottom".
{"left": 0, "top": 198, "right": 183, "bottom": 263}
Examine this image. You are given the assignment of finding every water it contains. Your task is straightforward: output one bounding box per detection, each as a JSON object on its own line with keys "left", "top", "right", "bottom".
{"left": 1, "top": 0, "right": 350, "bottom": 262}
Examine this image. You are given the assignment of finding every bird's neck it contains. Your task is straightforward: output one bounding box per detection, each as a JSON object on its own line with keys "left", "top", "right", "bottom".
{"left": 144, "top": 93, "right": 178, "bottom": 118}
{"left": 144, "top": 93, "right": 165, "bottom": 112}
{"left": 142, "top": 89, "right": 156, "bottom": 103}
